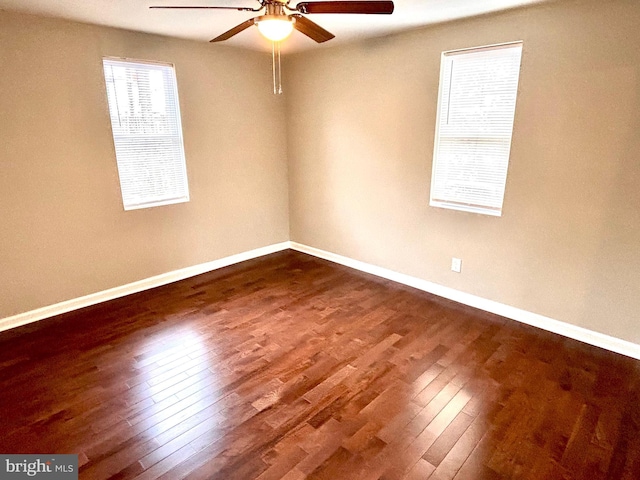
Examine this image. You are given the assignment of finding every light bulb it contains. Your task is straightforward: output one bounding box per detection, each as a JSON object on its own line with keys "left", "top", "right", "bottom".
{"left": 257, "top": 16, "right": 294, "bottom": 42}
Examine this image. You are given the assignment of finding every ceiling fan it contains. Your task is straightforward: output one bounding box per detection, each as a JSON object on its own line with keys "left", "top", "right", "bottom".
{"left": 151, "top": 1, "right": 394, "bottom": 93}
{"left": 150, "top": 1, "right": 395, "bottom": 43}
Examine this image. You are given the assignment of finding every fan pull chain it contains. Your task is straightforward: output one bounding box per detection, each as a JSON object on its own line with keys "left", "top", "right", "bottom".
{"left": 277, "top": 41, "right": 283, "bottom": 94}
{"left": 272, "top": 41, "right": 283, "bottom": 95}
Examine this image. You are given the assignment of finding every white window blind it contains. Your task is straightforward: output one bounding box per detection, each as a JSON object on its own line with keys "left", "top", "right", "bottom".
{"left": 430, "top": 42, "right": 523, "bottom": 216}
{"left": 103, "top": 58, "right": 189, "bottom": 210}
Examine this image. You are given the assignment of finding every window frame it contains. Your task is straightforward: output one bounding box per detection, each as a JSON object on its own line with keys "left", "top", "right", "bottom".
{"left": 429, "top": 41, "right": 523, "bottom": 217}
{"left": 102, "top": 57, "right": 190, "bottom": 211}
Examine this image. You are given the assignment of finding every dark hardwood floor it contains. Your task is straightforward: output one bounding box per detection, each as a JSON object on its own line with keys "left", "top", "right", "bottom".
{"left": 1, "top": 250, "right": 639, "bottom": 479}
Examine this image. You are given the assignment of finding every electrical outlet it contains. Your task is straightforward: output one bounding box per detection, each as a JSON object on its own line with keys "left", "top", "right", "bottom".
{"left": 451, "top": 257, "right": 462, "bottom": 273}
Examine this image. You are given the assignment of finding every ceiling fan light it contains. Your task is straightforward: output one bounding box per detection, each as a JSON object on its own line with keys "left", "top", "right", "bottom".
{"left": 256, "top": 16, "right": 294, "bottom": 42}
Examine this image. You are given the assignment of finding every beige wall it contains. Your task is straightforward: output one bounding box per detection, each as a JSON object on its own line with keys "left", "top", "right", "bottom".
{"left": 2, "top": 1, "right": 639, "bottom": 345}
{"left": 0, "top": 11, "right": 289, "bottom": 318}
{"left": 285, "top": 0, "right": 640, "bottom": 343}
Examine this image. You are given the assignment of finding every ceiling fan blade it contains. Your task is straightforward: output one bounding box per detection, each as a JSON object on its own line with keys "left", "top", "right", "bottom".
{"left": 210, "top": 18, "right": 256, "bottom": 42}
{"left": 150, "top": 5, "right": 259, "bottom": 11}
{"left": 291, "top": 14, "right": 335, "bottom": 43}
{"left": 295, "top": 1, "right": 394, "bottom": 14}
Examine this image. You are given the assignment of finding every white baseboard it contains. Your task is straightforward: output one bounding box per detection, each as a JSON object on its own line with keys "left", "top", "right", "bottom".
{"left": 0, "top": 242, "right": 290, "bottom": 334}
{"left": 290, "top": 242, "right": 640, "bottom": 360}
{"left": 3, "top": 240, "right": 639, "bottom": 361}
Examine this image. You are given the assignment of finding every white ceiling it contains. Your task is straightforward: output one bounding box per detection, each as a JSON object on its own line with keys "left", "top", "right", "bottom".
{"left": 0, "top": 0, "right": 552, "bottom": 53}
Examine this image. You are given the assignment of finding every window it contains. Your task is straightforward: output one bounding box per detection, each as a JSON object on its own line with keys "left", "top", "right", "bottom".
{"left": 103, "top": 58, "right": 189, "bottom": 210}
{"left": 430, "top": 42, "right": 523, "bottom": 216}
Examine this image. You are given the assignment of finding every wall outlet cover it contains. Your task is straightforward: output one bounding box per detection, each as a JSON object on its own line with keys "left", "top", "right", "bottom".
{"left": 451, "top": 257, "right": 462, "bottom": 273}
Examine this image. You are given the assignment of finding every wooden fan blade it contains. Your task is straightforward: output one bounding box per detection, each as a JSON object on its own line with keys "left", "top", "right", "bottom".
{"left": 291, "top": 14, "right": 335, "bottom": 43}
{"left": 150, "top": 6, "right": 259, "bottom": 11}
{"left": 295, "top": 1, "right": 394, "bottom": 14}
{"left": 210, "top": 18, "right": 256, "bottom": 42}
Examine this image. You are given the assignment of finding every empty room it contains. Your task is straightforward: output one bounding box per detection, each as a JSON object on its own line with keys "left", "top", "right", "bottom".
{"left": 1, "top": 0, "right": 639, "bottom": 478}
